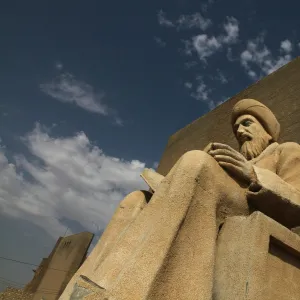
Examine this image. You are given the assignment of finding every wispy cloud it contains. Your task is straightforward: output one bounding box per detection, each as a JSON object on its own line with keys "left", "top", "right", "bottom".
{"left": 184, "top": 61, "right": 198, "bottom": 69}
{"left": 40, "top": 72, "right": 108, "bottom": 115}
{"left": 201, "top": 0, "right": 215, "bottom": 12}
{"left": 177, "top": 13, "right": 212, "bottom": 31}
{"left": 222, "top": 17, "right": 239, "bottom": 44}
{"left": 240, "top": 35, "right": 293, "bottom": 79}
{"left": 157, "top": 10, "right": 212, "bottom": 31}
{"left": 190, "top": 76, "right": 214, "bottom": 109}
{"left": 156, "top": 6, "right": 295, "bottom": 111}
{"left": 55, "top": 61, "right": 63, "bottom": 71}
{"left": 157, "top": 10, "right": 175, "bottom": 28}
{"left": 184, "top": 82, "right": 193, "bottom": 89}
{"left": 185, "top": 72, "right": 228, "bottom": 109}
{"left": 168, "top": 16, "right": 239, "bottom": 109}
{"left": 210, "top": 69, "right": 228, "bottom": 84}
{"left": 154, "top": 36, "right": 166, "bottom": 47}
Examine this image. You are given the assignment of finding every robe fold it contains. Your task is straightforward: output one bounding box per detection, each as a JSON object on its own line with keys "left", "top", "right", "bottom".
{"left": 248, "top": 142, "right": 300, "bottom": 228}
{"left": 59, "top": 142, "right": 300, "bottom": 300}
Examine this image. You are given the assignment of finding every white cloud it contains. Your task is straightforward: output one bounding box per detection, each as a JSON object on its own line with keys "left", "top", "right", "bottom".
{"left": 187, "top": 17, "right": 239, "bottom": 62}
{"left": 222, "top": 17, "right": 239, "bottom": 44}
{"left": 248, "top": 70, "right": 257, "bottom": 79}
{"left": 192, "top": 34, "right": 222, "bottom": 61}
{"left": 40, "top": 73, "right": 108, "bottom": 115}
{"left": 280, "top": 39, "right": 293, "bottom": 53}
{"left": 184, "top": 82, "right": 193, "bottom": 89}
{"left": 157, "top": 10, "right": 175, "bottom": 28}
{"left": 191, "top": 77, "right": 215, "bottom": 109}
{"left": 0, "top": 124, "right": 148, "bottom": 238}
{"left": 177, "top": 13, "right": 212, "bottom": 31}
{"left": 240, "top": 35, "right": 293, "bottom": 79}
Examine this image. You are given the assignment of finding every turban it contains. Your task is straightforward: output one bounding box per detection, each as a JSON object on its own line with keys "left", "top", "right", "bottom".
{"left": 231, "top": 99, "right": 280, "bottom": 142}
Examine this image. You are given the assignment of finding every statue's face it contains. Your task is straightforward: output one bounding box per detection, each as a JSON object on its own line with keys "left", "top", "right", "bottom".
{"left": 233, "top": 114, "right": 272, "bottom": 160}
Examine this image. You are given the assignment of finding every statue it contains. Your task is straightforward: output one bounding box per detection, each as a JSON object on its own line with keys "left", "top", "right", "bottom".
{"left": 60, "top": 99, "right": 300, "bottom": 300}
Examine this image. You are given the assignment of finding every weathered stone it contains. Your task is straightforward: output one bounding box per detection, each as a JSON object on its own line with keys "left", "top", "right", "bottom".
{"left": 59, "top": 96, "right": 300, "bottom": 300}
{"left": 70, "top": 283, "right": 92, "bottom": 300}
{"left": 215, "top": 211, "right": 300, "bottom": 299}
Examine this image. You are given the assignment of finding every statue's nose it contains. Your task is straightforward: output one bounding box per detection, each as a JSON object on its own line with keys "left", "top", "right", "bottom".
{"left": 237, "top": 126, "right": 245, "bottom": 137}
{"left": 236, "top": 125, "right": 245, "bottom": 135}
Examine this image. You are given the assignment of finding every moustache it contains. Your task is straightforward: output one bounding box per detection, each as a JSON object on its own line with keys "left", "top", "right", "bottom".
{"left": 238, "top": 133, "right": 252, "bottom": 143}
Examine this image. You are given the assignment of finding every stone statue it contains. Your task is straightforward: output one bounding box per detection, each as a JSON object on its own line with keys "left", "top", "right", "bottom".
{"left": 59, "top": 99, "right": 300, "bottom": 300}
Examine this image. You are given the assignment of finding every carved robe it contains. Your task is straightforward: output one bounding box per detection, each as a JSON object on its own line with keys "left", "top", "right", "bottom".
{"left": 60, "top": 142, "right": 300, "bottom": 300}
{"left": 248, "top": 142, "right": 300, "bottom": 228}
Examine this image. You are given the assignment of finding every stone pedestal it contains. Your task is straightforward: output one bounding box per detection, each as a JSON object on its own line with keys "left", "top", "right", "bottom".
{"left": 215, "top": 211, "right": 300, "bottom": 300}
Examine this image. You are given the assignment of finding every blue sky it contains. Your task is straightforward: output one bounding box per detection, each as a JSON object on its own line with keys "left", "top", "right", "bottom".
{"left": 0, "top": 0, "right": 299, "bottom": 291}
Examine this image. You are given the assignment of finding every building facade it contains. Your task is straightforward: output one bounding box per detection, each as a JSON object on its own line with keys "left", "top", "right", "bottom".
{"left": 24, "top": 232, "right": 93, "bottom": 300}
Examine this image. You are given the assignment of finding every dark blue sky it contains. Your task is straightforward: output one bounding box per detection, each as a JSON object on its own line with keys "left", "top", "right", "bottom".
{"left": 1, "top": 0, "right": 300, "bottom": 291}
{"left": 1, "top": 0, "right": 299, "bottom": 165}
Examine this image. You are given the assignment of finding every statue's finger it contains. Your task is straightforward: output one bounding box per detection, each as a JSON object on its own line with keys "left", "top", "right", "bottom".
{"left": 214, "top": 155, "right": 242, "bottom": 166}
{"left": 218, "top": 161, "right": 241, "bottom": 175}
{"left": 212, "top": 143, "right": 235, "bottom": 151}
{"left": 209, "top": 149, "right": 241, "bottom": 160}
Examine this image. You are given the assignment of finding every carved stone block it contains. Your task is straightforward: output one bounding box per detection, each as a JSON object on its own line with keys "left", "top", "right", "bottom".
{"left": 214, "top": 211, "right": 300, "bottom": 300}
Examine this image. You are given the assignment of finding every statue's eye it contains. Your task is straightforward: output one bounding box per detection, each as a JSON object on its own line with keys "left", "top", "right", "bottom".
{"left": 242, "top": 120, "right": 252, "bottom": 127}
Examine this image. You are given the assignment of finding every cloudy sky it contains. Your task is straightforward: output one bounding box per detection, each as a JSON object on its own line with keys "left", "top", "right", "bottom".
{"left": 0, "top": 0, "right": 299, "bottom": 291}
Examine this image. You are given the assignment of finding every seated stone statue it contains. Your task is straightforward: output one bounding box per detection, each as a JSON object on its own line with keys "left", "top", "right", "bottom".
{"left": 60, "top": 99, "right": 300, "bottom": 300}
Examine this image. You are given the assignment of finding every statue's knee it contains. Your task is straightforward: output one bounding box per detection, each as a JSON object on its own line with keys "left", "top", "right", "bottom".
{"left": 180, "top": 150, "right": 215, "bottom": 170}
{"left": 119, "top": 190, "right": 151, "bottom": 209}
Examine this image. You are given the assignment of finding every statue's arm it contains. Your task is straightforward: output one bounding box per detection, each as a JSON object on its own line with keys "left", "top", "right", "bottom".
{"left": 247, "top": 142, "right": 300, "bottom": 228}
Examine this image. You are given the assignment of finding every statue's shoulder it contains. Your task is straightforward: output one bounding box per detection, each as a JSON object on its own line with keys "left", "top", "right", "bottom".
{"left": 277, "top": 142, "right": 300, "bottom": 153}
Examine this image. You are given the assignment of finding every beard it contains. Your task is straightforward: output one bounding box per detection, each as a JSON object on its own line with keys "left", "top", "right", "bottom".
{"left": 240, "top": 132, "right": 272, "bottom": 160}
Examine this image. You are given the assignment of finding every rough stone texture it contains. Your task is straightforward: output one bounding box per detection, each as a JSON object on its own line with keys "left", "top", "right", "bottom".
{"left": 140, "top": 168, "right": 164, "bottom": 192}
{"left": 157, "top": 57, "right": 300, "bottom": 176}
{"left": 214, "top": 211, "right": 300, "bottom": 300}
{"left": 59, "top": 191, "right": 152, "bottom": 300}
{"left": 24, "top": 237, "right": 63, "bottom": 294}
{"left": 68, "top": 276, "right": 107, "bottom": 300}
{"left": 0, "top": 287, "right": 33, "bottom": 300}
{"left": 60, "top": 150, "right": 251, "bottom": 300}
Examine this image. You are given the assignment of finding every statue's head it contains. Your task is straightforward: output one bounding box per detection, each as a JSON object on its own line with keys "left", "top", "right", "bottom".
{"left": 231, "top": 99, "right": 280, "bottom": 160}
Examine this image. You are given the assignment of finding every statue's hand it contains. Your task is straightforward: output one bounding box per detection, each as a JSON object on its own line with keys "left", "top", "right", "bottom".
{"left": 208, "top": 143, "right": 257, "bottom": 184}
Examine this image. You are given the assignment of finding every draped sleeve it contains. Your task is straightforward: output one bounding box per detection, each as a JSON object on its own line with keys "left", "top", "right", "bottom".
{"left": 246, "top": 142, "right": 300, "bottom": 228}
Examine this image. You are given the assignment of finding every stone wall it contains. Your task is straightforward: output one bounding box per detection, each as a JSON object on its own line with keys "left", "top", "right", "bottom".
{"left": 24, "top": 238, "right": 63, "bottom": 294}
{"left": 157, "top": 57, "right": 300, "bottom": 176}
{"left": 26, "top": 232, "right": 93, "bottom": 300}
